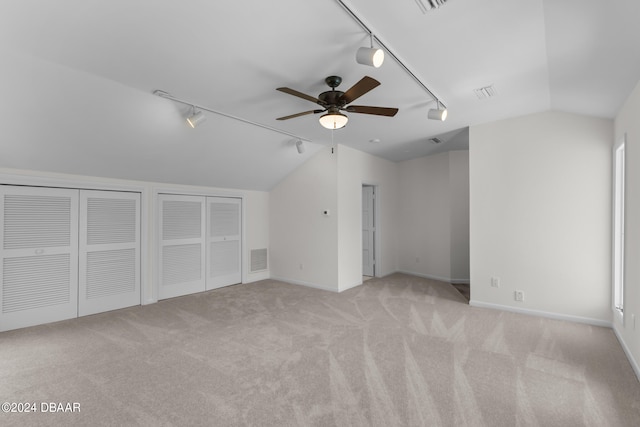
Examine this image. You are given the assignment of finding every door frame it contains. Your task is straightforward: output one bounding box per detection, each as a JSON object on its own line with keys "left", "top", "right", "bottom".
{"left": 362, "top": 183, "right": 379, "bottom": 278}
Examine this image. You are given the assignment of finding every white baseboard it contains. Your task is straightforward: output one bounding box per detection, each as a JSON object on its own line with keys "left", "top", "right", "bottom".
{"left": 270, "top": 276, "right": 364, "bottom": 293}
{"left": 397, "top": 270, "right": 470, "bottom": 284}
{"left": 270, "top": 276, "right": 339, "bottom": 293}
{"left": 244, "top": 270, "right": 270, "bottom": 283}
{"left": 469, "top": 300, "right": 613, "bottom": 328}
{"left": 339, "top": 280, "right": 363, "bottom": 292}
{"left": 613, "top": 325, "right": 640, "bottom": 382}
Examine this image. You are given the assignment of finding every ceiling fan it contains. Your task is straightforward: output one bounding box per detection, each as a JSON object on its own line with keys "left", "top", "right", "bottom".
{"left": 276, "top": 76, "right": 398, "bottom": 129}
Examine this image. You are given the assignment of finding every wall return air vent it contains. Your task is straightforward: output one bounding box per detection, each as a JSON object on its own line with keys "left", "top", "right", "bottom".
{"left": 250, "top": 248, "right": 268, "bottom": 273}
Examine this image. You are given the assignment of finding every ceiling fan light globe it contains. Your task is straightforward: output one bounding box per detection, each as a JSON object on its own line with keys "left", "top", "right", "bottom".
{"left": 356, "top": 47, "right": 384, "bottom": 68}
{"left": 319, "top": 112, "right": 349, "bottom": 129}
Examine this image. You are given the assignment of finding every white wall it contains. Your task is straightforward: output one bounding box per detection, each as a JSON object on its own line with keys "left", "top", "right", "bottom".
{"left": 269, "top": 147, "right": 339, "bottom": 291}
{"left": 469, "top": 111, "right": 612, "bottom": 325}
{"left": 337, "top": 144, "right": 398, "bottom": 290}
{"left": 0, "top": 47, "right": 322, "bottom": 191}
{"left": 0, "top": 167, "right": 270, "bottom": 305}
{"left": 450, "top": 151, "right": 470, "bottom": 281}
{"left": 269, "top": 144, "right": 398, "bottom": 292}
{"left": 398, "top": 153, "right": 451, "bottom": 280}
{"left": 614, "top": 78, "right": 640, "bottom": 378}
{"left": 397, "top": 151, "right": 470, "bottom": 283}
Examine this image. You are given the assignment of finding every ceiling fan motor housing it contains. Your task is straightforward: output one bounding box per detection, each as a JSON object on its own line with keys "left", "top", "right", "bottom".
{"left": 318, "top": 90, "right": 345, "bottom": 107}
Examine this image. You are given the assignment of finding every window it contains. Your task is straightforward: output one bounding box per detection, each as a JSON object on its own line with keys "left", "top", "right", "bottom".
{"left": 613, "top": 140, "right": 625, "bottom": 317}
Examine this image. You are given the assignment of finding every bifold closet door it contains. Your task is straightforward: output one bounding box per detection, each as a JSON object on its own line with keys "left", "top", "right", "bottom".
{"left": 207, "top": 197, "right": 241, "bottom": 290}
{"left": 159, "top": 194, "right": 206, "bottom": 299}
{"left": 0, "top": 186, "right": 79, "bottom": 332}
{"left": 78, "top": 190, "right": 140, "bottom": 316}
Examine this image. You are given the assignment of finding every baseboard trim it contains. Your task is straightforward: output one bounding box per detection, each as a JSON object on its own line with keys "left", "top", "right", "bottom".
{"left": 270, "top": 276, "right": 339, "bottom": 293}
{"left": 613, "top": 325, "right": 640, "bottom": 382}
{"left": 397, "top": 270, "right": 470, "bottom": 284}
{"left": 339, "top": 280, "right": 363, "bottom": 292}
{"left": 469, "top": 300, "right": 613, "bottom": 328}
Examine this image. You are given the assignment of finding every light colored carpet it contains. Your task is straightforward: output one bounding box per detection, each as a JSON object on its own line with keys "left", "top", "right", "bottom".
{"left": 1, "top": 273, "right": 639, "bottom": 426}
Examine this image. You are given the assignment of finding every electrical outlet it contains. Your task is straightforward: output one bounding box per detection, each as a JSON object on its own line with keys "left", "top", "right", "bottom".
{"left": 299, "top": 263, "right": 303, "bottom": 270}
{"left": 514, "top": 290, "right": 524, "bottom": 302}
{"left": 415, "top": 257, "right": 420, "bottom": 263}
{"left": 491, "top": 276, "right": 501, "bottom": 288}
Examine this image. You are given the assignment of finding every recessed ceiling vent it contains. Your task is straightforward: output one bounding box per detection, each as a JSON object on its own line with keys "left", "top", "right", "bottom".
{"left": 414, "top": 0, "right": 450, "bottom": 13}
{"left": 474, "top": 85, "right": 498, "bottom": 100}
{"left": 429, "top": 137, "right": 443, "bottom": 144}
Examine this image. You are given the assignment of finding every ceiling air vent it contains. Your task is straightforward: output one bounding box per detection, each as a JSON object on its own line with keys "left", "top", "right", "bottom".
{"left": 414, "top": 0, "right": 449, "bottom": 14}
{"left": 474, "top": 85, "right": 497, "bottom": 100}
{"left": 429, "top": 137, "right": 443, "bottom": 144}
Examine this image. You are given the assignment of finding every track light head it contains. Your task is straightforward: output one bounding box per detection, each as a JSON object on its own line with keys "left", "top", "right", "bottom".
{"left": 428, "top": 108, "right": 448, "bottom": 121}
{"left": 428, "top": 99, "right": 448, "bottom": 121}
{"left": 356, "top": 46, "right": 384, "bottom": 68}
{"left": 186, "top": 108, "right": 206, "bottom": 128}
{"left": 295, "top": 139, "right": 305, "bottom": 154}
{"left": 356, "top": 33, "right": 384, "bottom": 68}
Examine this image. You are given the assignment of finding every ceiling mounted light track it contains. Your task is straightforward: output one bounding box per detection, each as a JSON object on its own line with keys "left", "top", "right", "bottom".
{"left": 153, "top": 90, "right": 311, "bottom": 142}
{"left": 334, "top": 0, "right": 448, "bottom": 119}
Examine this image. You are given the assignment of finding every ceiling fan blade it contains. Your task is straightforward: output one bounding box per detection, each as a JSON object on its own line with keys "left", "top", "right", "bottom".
{"left": 339, "top": 76, "right": 380, "bottom": 104}
{"left": 276, "top": 87, "right": 324, "bottom": 105}
{"left": 276, "top": 110, "right": 324, "bottom": 121}
{"left": 346, "top": 105, "right": 399, "bottom": 117}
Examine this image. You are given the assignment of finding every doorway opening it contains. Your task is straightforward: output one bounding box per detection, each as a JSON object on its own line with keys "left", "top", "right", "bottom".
{"left": 362, "top": 185, "right": 376, "bottom": 280}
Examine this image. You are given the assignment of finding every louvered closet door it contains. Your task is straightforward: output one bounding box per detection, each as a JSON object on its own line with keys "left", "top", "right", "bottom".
{"left": 207, "top": 197, "right": 241, "bottom": 290}
{"left": 0, "top": 186, "right": 79, "bottom": 332}
{"left": 159, "top": 194, "right": 206, "bottom": 299}
{"left": 78, "top": 190, "right": 140, "bottom": 316}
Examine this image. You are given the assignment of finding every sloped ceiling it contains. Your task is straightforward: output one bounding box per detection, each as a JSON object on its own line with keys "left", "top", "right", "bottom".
{"left": 0, "top": 0, "right": 638, "bottom": 190}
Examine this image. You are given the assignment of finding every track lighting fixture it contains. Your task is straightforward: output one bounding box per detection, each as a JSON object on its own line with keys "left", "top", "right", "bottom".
{"left": 336, "top": 0, "right": 447, "bottom": 115}
{"left": 295, "top": 139, "right": 305, "bottom": 154}
{"left": 186, "top": 106, "right": 206, "bottom": 128}
{"left": 428, "top": 100, "right": 448, "bottom": 121}
{"left": 319, "top": 110, "right": 349, "bottom": 130}
{"left": 356, "top": 33, "right": 384, "bottom": 68}
{"left": 153, "top": 90, "right": 311, "bottom": 143}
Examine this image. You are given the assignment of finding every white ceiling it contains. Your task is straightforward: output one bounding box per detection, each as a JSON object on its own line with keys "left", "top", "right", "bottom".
{"left": 0, "top": 0, "right": 638, "bottom": 190}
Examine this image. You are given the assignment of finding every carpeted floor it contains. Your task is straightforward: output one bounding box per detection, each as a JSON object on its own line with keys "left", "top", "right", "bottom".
{"left": 1, "top": 273, "right": 639, "bottom": 426}
{"left": 451, "top": 283, "right": 470, "bottom": 301}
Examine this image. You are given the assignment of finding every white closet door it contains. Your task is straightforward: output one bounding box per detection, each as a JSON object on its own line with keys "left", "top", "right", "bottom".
{"left": 206, "top": 197, "right": 241, "bottom": 290}
{"left": 78, "top": 190, "right": 140, "bottom": 316}
{"left": 0, "top": 186, "right": 78, "bottom": 332}
{"left": 159, "top": 194, "right": 206, "bottom": 299}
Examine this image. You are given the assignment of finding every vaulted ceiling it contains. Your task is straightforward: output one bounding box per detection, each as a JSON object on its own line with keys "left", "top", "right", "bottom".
{"left": 0, "top": 0, "right": 638, "bottom": 190}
